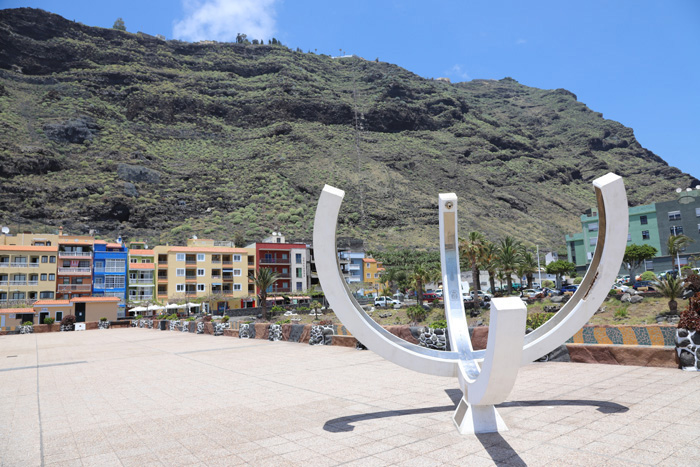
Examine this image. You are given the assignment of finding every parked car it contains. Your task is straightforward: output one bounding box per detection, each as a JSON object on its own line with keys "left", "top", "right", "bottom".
{"left": 374, "top": 296, "right": 401, "bottom": 307}
{"left": 471, "top": 290, "right": 492, "bottom": 301}
{"left": 434, "top": 289, "right": 443, "bottom": 298}
{"left": 611, "top": 284, "right": 631, "bottom": 293}
{"left": 632, "top": 281, "right": 655, "bottom": 292}
{"left": 422, "top": 292, "right": 440, "bottom": 301}
{"left": 561, "top": 285, "right": 578, "bottom": 294}
{"left": 520, "top": 289, "right": 540, "bottom": 299}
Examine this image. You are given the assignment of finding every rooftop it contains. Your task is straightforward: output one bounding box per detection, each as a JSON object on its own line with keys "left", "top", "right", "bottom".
{"left": 0, "top": 329, "right": 696, "bottom": 465}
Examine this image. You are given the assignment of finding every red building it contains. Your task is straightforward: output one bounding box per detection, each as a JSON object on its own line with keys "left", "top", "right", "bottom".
{"left": 254, "top": 236, "right": 310, "bottom": 295}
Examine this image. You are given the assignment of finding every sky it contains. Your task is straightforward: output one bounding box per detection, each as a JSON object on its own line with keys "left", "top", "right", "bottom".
{"left": 2, "top": 0, "right": 699, "bottom": 180}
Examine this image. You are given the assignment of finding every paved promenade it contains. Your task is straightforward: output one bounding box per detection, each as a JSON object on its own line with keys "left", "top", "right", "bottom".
{"left": 0, "top": 329, "right": 698, "bottom": 466}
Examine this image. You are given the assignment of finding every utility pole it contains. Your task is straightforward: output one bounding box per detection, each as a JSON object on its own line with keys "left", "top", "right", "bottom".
{"left": 537, "top": 245, "right": 542, "bottom": 285}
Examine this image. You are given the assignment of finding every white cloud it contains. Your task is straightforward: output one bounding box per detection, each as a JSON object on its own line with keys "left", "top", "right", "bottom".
{"left": 173, "top": 0, "right": 279, "bottom": 43}
{"left": 447, "top": 64, "right": 470, "bottom": 81}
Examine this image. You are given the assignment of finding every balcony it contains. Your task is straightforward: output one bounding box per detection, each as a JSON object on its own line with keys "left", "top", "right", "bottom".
{"left": 58, "top": 284, "right": 92, "bottom": 292}
{"left": 59, "top": 251, "right": 93, "bottom": 258}
{"left": 268, "top": 286, "right": 291, "bottom": 293}
{"left": 129, "top": 294, "right": 154, "bottom": 301}
{"left": 212, "top": 274, "right": 222, "bottom": 279}
{"left": 348, "top": 264, "right": 361, "bottom": 271}
{"left": 0, "top": 262, "right": 40, "bottom": 268}
{"left": 158, "top": 262, "right": 168, "bottom": 268}
{"left": 58, "top": 267, "right": 92, "bottom": 275}
{"left": 94, "top": 267, "right": 126, "bottom": 273}
{"left": 0, "top": 299, "right": 37, "bottom": 306}
{"left": 259, "top": 257, "right": 290, "bottom": 264}
{"left": 129, "top": 279, "right": 154, "bottom": 285}
{"left": 0, "top": 280, "right": 29, "bottom": 286}
{"left": 277, "top": 273, "right": 291, "bottom": 278}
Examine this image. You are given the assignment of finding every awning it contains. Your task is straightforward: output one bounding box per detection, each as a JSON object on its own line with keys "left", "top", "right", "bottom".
{"left": 130, "top": 306, "right": 148, "bottom": 312}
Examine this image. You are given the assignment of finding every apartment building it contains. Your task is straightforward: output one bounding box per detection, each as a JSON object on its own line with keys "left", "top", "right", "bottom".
{"left": 56, "top": 234, "right": 94, "bottom": 300}
{"left": 362, "top": 257, "right": 385, "bottom": 295}
{"left": 253, "top": 233, "right": 310, "bottom": 294}
{"left": 92, "top": 240, "right": 128, "bottom": 316}
{"left": 0, "top": 245, "right": 58, "bottom": 305}
{"left": 127, "top": 242, "right": 155, "bottom": 304}
{"left": 154, "top": 238, "right": 251, "bottom": 312}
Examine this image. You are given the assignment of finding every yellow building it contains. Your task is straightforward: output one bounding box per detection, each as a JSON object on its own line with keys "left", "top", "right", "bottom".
{"left": 154, "top": 239, "right": 253, "bottom": 313}
{"left": 362, "top": 258, "right": 386, "bottom": 296}
{"left": 0, "top": 245, "right": 58, "bottom": 305}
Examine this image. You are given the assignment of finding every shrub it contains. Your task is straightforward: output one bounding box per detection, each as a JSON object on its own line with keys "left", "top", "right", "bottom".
{"left": 186, "top": 317, "right": 196, "bottom": 321}
{"left": 573, "top": 277, "right": 583, "bottom": 285}
{"left": 614, "top": 308, "right": 629, "bottom": 319}
{"left": 167, "top": 313, "right": 178, "bottom": 320}
{"left": 99, "top": 317, "right": 108, "bottom": 322}
{"left": 526, "top": 312, "right": 554, "bottom": 330}
{"left": 222, "top": 315, "right": 229, "bottom": 322}
{"left": 270, "top": 305, "right": 285, "bottom": 314}
{"left": 678, "top": 292, "right": 700, "bottom": 332}
{"left": 608, "top": 289, "right": 619, "bottom": 297}
{"left": 23, "top": 321, "right": 34, "bottom": 326}
{"left": 43, "top": 317, "right": 55, "bottom": 325}
{"left": 406, "top": 305, "right": 427, "bottom": 323}
{"left": 61, "top": 315, "right": 76, "bottom": 327}
{"left": 640, "top": 271, "right": 657, "bottom": 281}
{"left": 135, "top": 314, "right": 143, "bottom": 320}
{"left": 203, "top": 315, "right": 212, "bottom": 322}
{"left": 297, "top": 307, "right": 310, "bottom": 312}
{"left": 276, "top": 319, "right": 291, "bottom": 325}
{"left": 431, "top": 318, "right": 447, "bottom": 329}
{"left": 542, "top": 280, "right": 554, "bottom": 288}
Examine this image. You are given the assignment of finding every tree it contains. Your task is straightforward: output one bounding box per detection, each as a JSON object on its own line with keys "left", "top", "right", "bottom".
{"left": 654, "top": 276, "right": 684, "bottom": 314}
{"left": 249, "top": 267, "right": 279, "bottom": 321}
{"left": 410, "top": 263, "right": 430, "bottom": 306}
{"left": 481, "top": 241, "right": 499, "bottom": 295}
{"left": 667, "top": 234, "right": 694, "bottom": 271}
{"left": 112, "top": 18, "right": 126, "bottom": 31}
{"left": 545, "top": 260, "right": 576, "bottom": 289}
{"left": 460, "top": 231, "right": 485, "bottom": 292}
{"left": 310, "top": 300, "right": 322, "bottom": 320}
{"left": 518, "top": 250, "right": 538, "bottom": 290}
{"left": 623, "top": 244, "right": 658, "bottom": 283}
{"left": 497, "top": 236, "right": 521, "bottom": 294}
{"left": 236, "top": 33, "right": 248, "bottom": 44}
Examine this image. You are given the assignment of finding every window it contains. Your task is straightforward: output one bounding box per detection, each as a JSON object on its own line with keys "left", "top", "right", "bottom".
{"left": 48, "top": 274, "right": 55, "bottom": 281}
{"left": 696, "top": 208, "right": 700, "bottom": 217}
{"left": 55, "top": 311, "right": 63, "bottom": 322}
{"left": 588, "top": 222, "right": 599, "bottom": 231}
{"left": 296, "top": 282, "right": 303, "bottom": 291}
{"left": 104, "top": 276, "right": 125, "bottom": 289}
{"left": 589, "top": 238, "right": 597, "bottom": 246}
{"left": 627, "top": 234, "right": 631, "bottom": 242}
{"left": 11, "top": 292, "right": 25, "bottom": 299}
{"left": 644, "top": 260, "right": 654, "bottom": 270}
{"left": 233, "top": 269, "right": 242, "bottom": 276}
{"left": 197, "top": 284, "right": 205, "bottom": 292}
{"left": 176, "top": 284, "right": 185, "bottom": 292}
{"left": 276, "top": 238, "right": 281, "bottom": 243}
{"left": 668, "top": 211, "right": 681, "bottom": 221}
{"left": 93, "top": 277, "right": 105, "bottom": 287}
{"left": 40, "top": 291, "right": 54, "bottom": 299}
{"left": 141, "top": 259, "right": 151, "bottom": 263}
{"left": 176, "top": 268, "right": 185, "bottom": 277}
{"left": 282, "top": 253, "right": 288, "bottom": 259}
{"left": 106, "top": 259, "right": 125, "bottom": 272}
{"left": 176, "top": 253, "right": 185, "bottom": 262}
{"left": 41, "top": 256, "right": 48, "bottom": 263}
{"left": 670, "top": 226, "right": 684, "bottom": 235}
{"left": 197, "top": 254, "right": 205, "bottom": 262}
{"left": 197, "top": 268, "right": 205, "bottom": 277}
{"left": 367, "top": 273, "right": 371, "bottom": 278}
{"left": 374, "top": 273, "right": 379, "bottom": 278}
{"left": 49, "top": 256, "right": 56, "bottom": 263}
{"left": 640, "top": 215, "right": 648, "bottom": 225}
{"left": 40, "top": 274, "right": 47, "bottom": 281}
{"left": 296, "top": 253, "right": 302, "bottom": 263}
{"left": 233, "top": 254, "right": 241, "bottom": 262}
{"left": 642, "top": 230, "right": 650, "bottom": 240}
{"left": 698, "top": 224, "right": 700, "bottom": 234}
{"left": 296, "top": 268, "right": 302, "bottom": 278}
{"left": 234, "top": 284, "right": 242, "bottom": 291}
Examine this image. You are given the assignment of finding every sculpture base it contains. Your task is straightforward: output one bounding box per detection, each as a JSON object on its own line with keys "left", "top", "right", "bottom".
{"left": 452, "top": 398, "right": 508, "bottom": 434}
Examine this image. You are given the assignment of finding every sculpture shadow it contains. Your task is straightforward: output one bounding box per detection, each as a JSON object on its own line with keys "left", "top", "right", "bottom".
{"left": 323, "top": 390, "right": 628, "bottom": 466}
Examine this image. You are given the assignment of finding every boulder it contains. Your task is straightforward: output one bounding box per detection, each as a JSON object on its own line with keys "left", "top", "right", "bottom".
{"left": 679, "top": 350, "right": 696, "bottom": 368}
{"left": 551, "top": 295, "right": 564, "bottom": 303}
{"left": 43, "top": 116, "right": 98, "bottom": 144}
{"left": 629, "top": 295, "right": 643, "bottom": 304}
{"left": 620, "top": 293, "right": 631, "bottom": 303}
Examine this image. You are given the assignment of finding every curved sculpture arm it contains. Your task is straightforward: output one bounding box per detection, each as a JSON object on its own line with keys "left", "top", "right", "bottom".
{"left": 521, "top": 173, "right": 628, "bottom": 364}
{"left": 314, "top": 185, "right": 461, "bottom": 377}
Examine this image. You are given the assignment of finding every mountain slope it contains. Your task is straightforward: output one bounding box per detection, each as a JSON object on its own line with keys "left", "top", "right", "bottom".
{"left": 0, "top": 7, "right": 697, "bottom": 250}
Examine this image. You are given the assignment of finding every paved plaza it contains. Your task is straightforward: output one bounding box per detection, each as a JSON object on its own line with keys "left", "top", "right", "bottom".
{"left": 0, "top": 329, "right": 699, "bottom": 466}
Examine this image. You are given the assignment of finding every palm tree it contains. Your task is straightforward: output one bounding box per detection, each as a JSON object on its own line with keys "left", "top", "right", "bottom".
{"left": 410, "top": 263, "right": 430, "bottom": 306}
{"left": 518, "top": 250, "right": 538, "bottom": 289}
{"left": 667, "top": 234, "right": 695, "bottom": 271}
{"left": 498, "top": 236, "right": 521, "bottom": 294}
{"left": 654, "top": 275, "right": 684, "bottom": 314}
{"left": 481, "top": 241, "right": 499, "bottom": 294}
{"left": 460, "top": 232, "right": 485, "bottom": 292}
{"left": 249, "top": 267, "right": 280, "bottom": 321}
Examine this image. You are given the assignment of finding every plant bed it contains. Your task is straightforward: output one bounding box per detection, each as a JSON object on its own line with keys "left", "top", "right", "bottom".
{"left": 676, "top": 291, "right": 700, "bottom": 371}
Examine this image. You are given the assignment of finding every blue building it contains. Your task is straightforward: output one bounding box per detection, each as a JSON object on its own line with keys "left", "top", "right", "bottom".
{"left": 92, "top": 239, "right": 128, "bottom": 317}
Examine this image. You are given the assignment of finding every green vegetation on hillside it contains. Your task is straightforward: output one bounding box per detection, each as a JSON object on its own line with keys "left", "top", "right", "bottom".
{"left": 0, "top": 8, "right": 697, "bottom": 249}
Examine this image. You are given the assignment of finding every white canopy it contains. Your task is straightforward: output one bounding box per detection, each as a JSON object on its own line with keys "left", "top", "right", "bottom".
{"left": 165, "top": 303, "right": 185, "bottom": 309}
{"left": 147, "top": 305, "right": 164, "bottom": 311}
{"left": 186, "top": 302, "right": 201, "bottom": 308}
{"left": 130, "top": 306, "right": 148, "bottom": 312}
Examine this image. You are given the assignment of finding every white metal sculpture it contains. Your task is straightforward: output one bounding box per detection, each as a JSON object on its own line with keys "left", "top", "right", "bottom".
{"left": 313, "top": 173, "right": 628, "bottom": 434}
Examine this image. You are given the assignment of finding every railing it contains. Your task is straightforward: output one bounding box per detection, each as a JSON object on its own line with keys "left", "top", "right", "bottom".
{"left": 213, "top": 241, "right": 234, "bottom": 247}
{"left": 58, "top": 267, "right": 92, "bottom": 274}
{"left": 211, "top": 275, "right": 222, "bottom": 279}
{"left": 129, "top": 279, "right": 154, "bottom": 285}
{"left": 94, "top": 267, "right": 126, "bottom": 273}
{"left": 259, "top": 258, "right": 289, "bottom": 264}
{"left": 0, "top": 280, "right": 29, "bottom": 286}
{"left": 348, "top": 264, "right": 361, "bottom": 271}
{"left": 222, "top": 261, "right": 233, "bottom": 265}
{"left": 158, "top": 262, "right": 168, "bottom": 267}
{"left": 57, "top": 284, "right": 91, "bottom": 292}
{"left": 0, "top": 262, "right": 40, "bottom": 268}
{"left": 185, "top": 276, "right": 197, "bottom": 281}
{"left": 185, "top": 260, "right": 197, "bottom": 265}
{"left": 59, "top": 251, "right": 92, "bottom": 258}
{"left": 129, "top": 294, "right": 154, "bottom": 301}
{"left": 277, "top": 273, "right": 291, "bottom": 278}
{"left": 267, "top": 286, "right": 291, "bottom": 293}
{"left": 222, "top": 276, "right": 233, "bottom": 281}
{"left": 0, "top": 299, "right": 37, "bottom": 306}
{"left": 211, "top": 259, "right": 222, "bottom": 264}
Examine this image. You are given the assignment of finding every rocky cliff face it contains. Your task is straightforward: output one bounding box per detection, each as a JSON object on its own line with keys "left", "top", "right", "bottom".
{"left": 0, "top": 8, "right": 697, "bottom": 249}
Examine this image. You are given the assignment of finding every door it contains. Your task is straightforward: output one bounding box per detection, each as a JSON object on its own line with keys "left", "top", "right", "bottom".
{"left": 39, "top": 312, "right": 49, "bottom": 324}
{"left": 75, "top": 303, "right": 86, "bottom": 322}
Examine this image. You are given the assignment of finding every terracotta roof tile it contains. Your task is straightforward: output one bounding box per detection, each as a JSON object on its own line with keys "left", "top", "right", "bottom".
{"left": 129, "top": 263, "right": 155, "bottom": 270}
{"left": 33, "top": 300, "right": 71, "bottom": 306}
{"left": 70, "top": 296, "right": 121, "bottom": 303}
